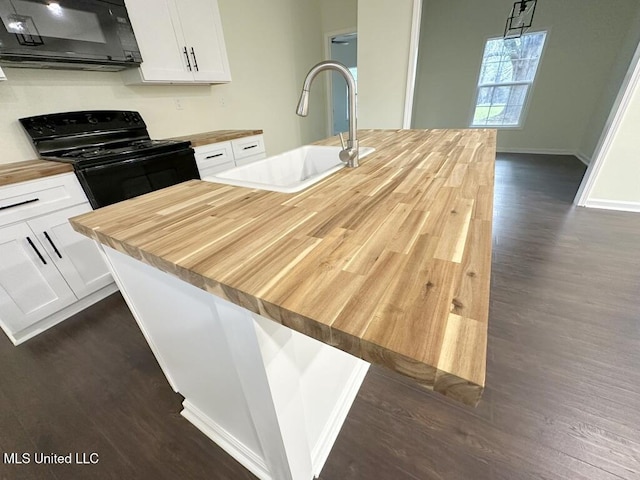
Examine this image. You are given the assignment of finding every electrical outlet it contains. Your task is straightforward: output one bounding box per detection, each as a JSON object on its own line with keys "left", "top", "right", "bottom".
{"left": 175, "top": 98, "right": 184, "bottom": 110}
{"left": 219, "top": 96, "right": 226, "bottom": 107}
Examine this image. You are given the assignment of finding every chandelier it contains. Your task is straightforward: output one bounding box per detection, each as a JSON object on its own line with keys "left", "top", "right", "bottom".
{"left": 504, "top": 0, "right": 537, "bottom": 39}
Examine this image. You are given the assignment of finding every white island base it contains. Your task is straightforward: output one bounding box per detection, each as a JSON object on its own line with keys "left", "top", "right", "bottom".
{"left": 102, "top": 246, "right": 370, "bottom": 480}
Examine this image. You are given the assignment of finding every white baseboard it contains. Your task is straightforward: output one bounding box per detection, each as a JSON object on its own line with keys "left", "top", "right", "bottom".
{"left": 584, "top": 198, "right": 640, "bottom": 213}
{"left": 181, "top": 400, "right": 271, "bottom": 480}
{"left": 574, "top": 151, "right": 591, "bottom": 166}
{"left": 497, "top": 147, "right": 591, "bottom": 165}
{"left": 311, "top": 361, "right": 370, "bottom": 477}
{"left": 496, "top": 147, "right": 575, "bottom": 155}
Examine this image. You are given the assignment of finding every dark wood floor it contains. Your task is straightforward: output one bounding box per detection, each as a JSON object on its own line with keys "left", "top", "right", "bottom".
{"left": 2, "top": 153, "right": 640, "bottom": 480}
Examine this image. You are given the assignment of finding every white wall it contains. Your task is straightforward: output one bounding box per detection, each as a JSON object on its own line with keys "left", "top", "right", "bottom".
{"left": 320, "top": 0, "right": 357, "bottom": 34}
{"left": 411, "top": 0, "right": 640, "bottom": 156}
{"left": 586, "top": 56, "right": 640, "bottom": 209}
{"left": 578, "top": 4, "right": 640, "bottom": 163}
{"left": 0, "top": 0, "right": 327, "bottom": 165}
{"left": 358, "top": 0, "right": 414, "bottom": 129}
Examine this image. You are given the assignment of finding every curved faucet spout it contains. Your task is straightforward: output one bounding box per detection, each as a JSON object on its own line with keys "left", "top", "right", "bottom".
{"left": 296, "top": 61, "right": 359, "bottom": 167}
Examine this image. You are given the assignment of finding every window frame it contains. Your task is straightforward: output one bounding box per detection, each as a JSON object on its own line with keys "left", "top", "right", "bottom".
{"left": 469, "top": 29, "right": 549, "bottom": 130}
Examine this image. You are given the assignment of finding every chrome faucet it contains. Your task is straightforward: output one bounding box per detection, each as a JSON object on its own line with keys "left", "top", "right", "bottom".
{"left": 296, "top": 61, "right": 359, "bottom": 167}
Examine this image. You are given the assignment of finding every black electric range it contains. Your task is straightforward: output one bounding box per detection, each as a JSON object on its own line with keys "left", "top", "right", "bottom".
{"left": 19, "top": 110, "right": 200, "bottom": 208}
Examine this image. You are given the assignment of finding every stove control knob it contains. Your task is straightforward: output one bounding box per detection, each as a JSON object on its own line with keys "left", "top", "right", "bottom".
{"left": 86, "top": 114, "right": 98, "bottom": 125}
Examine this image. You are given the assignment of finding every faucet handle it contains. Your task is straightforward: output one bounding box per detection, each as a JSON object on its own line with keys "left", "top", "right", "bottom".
{"left": 338, "top": 132, "right": 347, "bottom": 150}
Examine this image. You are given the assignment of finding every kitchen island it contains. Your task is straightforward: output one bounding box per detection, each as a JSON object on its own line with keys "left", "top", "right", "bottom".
{"left": 71, "top": 128, "right": 495, "bottom": 480}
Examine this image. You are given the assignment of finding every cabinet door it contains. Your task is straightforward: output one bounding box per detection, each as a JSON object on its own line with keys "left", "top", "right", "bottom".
{"left": 124, "top": 0, "right": 193, "bottom": 82}
{"left": 175, "top": 0, "right": 231, "bottom": 83}
{"left": 0, "top": 223, "right": 76, "bottom": 334}
{"left": 27, "top": 205, "right": 112, "bottom": 300}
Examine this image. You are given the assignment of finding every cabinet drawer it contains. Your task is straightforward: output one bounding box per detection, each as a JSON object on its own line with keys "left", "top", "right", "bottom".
{"left": 194, "top": 142, "right": 233, "bottom": 171}
{"left": 231, "top": 135, "right": 265, "bottom": 160}
{"left": 0, "top": 173, "right": 87, "bottom": 226}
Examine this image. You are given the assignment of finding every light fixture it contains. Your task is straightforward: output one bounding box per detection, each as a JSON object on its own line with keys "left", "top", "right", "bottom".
{"left": 7, "top": 21, "right": 26, "bottom": 32}
{"left": 7, "top": 14, "right": 44, "bottom": 46}
{"left": 47, "top": 2, "right": 64, "bottom": 16}
{"left": 504, "top": 0, "right": 537, "bottom": 39}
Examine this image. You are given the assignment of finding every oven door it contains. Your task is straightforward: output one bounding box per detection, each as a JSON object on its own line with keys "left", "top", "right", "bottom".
{"left": 0, "top": 0, "right": 141, "bottom": 65}
{"left": 76, "top": 149, "right": 200, "bottom": 209}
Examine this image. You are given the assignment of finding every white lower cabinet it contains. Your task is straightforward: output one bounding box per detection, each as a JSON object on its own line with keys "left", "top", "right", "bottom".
{"left": 27, "top": 204, "right": 113, "bottom": 299}
{"left": 0, "top": 173, "right": 116, "bottom": 345}
{"left": 0, "top": 222, "right": 76, "bottom": 334}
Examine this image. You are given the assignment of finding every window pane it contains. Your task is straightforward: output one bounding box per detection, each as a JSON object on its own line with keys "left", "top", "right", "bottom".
{"left": 503, "top": 105, "right": 524, "bottom": 126}
{"left": 510, "top": 84, "right": 528, "bottom": 106}
{"left": 486, "top": 105, "right": 506, "bottom": 125}
{"left": 492, "top": 86, "right": 511, "bottom": 105}
{"left": 476, "top": 86, "right": 494, "bottom": 106}
{"left": 480, "top": 60, "right": 499, "bottom": 84}
{"left": 472, "top": 31, "right": 546, "bottom": 127}
{"left": 473, "top": 107, "right": 489, "bottom": 125}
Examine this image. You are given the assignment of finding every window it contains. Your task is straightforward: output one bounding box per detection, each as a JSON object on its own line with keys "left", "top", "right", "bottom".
{"left": 471, "top": 31, "right": 546, "bottom": 127}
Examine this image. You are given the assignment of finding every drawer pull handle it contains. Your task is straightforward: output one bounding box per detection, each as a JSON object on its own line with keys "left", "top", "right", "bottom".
{"left": 26, "top": 236, "right": 47, "bottom": 265}
{"left": 190, "top": 47, "right": 199, "bottom": 72}
{"left": 43, "top": 231, "right": 62, "bottom": 259}
{"left": 0, "top": 197, "right": 39, "bottom": 211}
{"left": 242, "top": 144, "right": 258, "bottom": 150}
{"left": 205, "top": 153, "right": 224, "bottom": 159}
{"left": 183, "top": 47, "right": 192, "bottom": 71}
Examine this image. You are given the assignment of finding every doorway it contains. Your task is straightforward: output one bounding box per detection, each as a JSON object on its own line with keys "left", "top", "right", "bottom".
{"left": 325, "top": 31, "right": 357, "bottom": 136}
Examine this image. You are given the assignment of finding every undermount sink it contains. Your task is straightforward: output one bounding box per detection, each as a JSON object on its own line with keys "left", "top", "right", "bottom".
{"left": 203, "top": 145, "right": 376, "bottom": 193}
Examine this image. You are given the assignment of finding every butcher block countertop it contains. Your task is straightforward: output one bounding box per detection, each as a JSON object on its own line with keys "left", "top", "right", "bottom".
{"left": 0, "top": 159, "right": 73, "bottom": 187}
{"left": 169, "top": 129, "right": 264, "bottom": 147}
{"left": 71, "top": 129, "right": 496, "bottom": 407}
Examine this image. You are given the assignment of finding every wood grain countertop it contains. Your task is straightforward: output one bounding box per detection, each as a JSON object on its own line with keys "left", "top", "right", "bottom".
{"left": 71, "top": 129, "right": 496, "bottom": 406}
{"left": 0, "top": 159, "right": 74, "bottom": 187}
{"left": 169, "top": 129, "right": 264, "bottom": 147}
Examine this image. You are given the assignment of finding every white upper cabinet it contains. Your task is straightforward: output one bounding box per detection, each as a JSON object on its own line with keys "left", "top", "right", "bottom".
{"left": 123, "top": 0, "right": 231, "bottom": 85}
{"left": 174, "top": 0, "right": 231, "bottom": 83}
